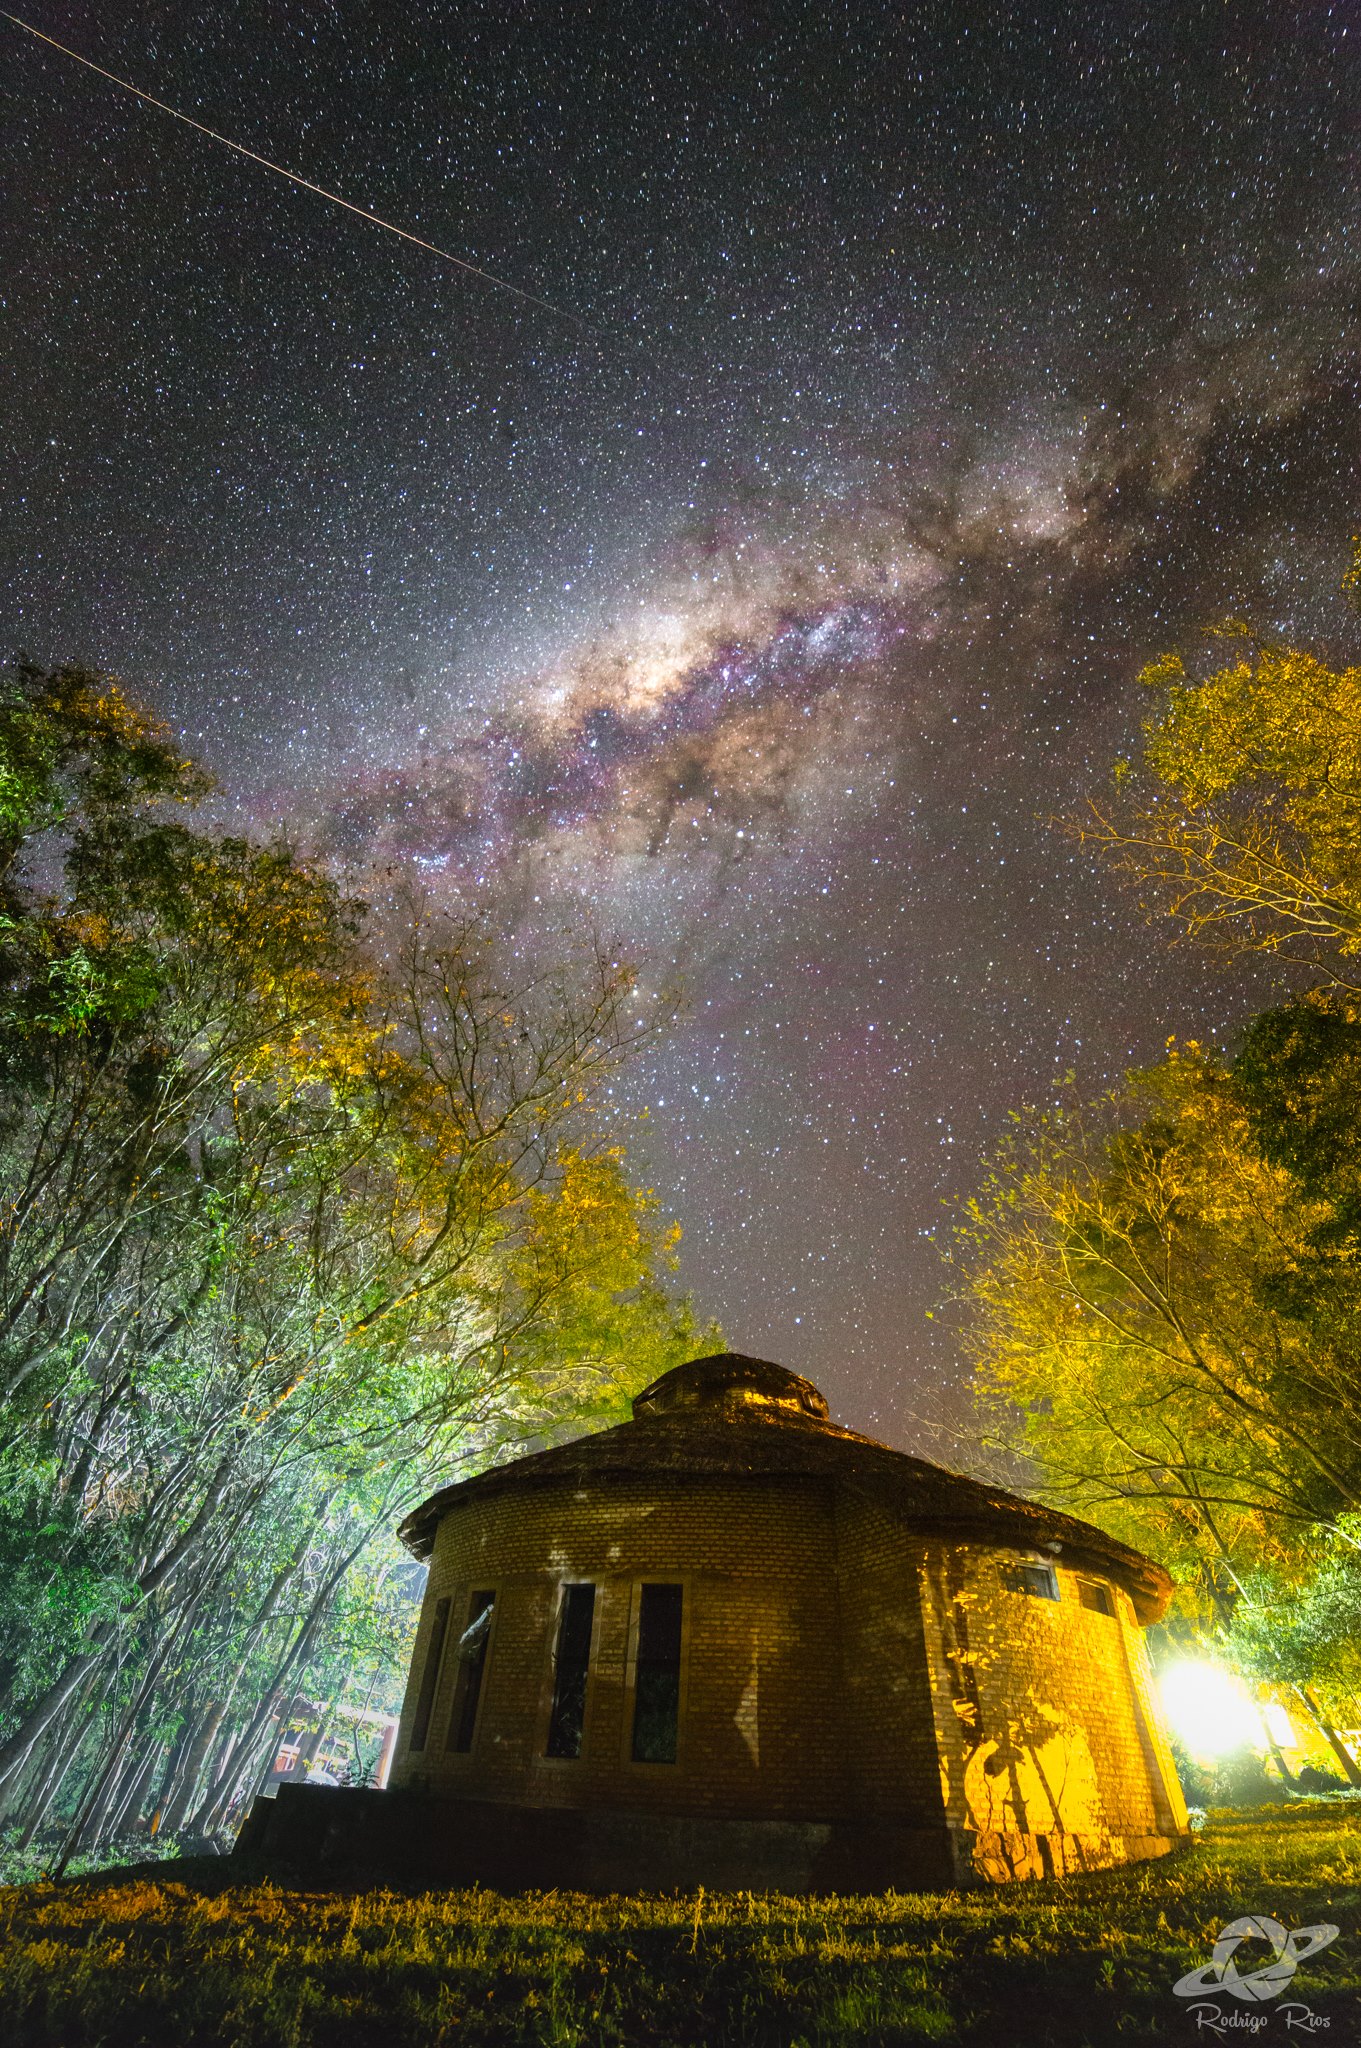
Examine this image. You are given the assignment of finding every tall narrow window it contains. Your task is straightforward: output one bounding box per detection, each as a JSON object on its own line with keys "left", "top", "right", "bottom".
{"left": 631, "top": 1582, "right": 683, "bottom": 1763}
{"left": 446, "top": 1591, "right": 495, "bottom": 1752}
{"left": 409, "top": 1596, "right": 450, "bottom": 1753}
{"left": 546, "top": 1583, "right": 596, "bottom": 1758}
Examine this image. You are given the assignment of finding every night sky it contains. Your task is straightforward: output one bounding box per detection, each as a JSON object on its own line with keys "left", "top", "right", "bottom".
{"left": 3, "top": 2, "right": 1360, "bottom": 1447}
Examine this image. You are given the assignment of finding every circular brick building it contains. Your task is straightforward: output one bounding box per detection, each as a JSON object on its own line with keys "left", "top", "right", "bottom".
{"left": 360, "top": 1351, "right": 1187, "bottom": 1890}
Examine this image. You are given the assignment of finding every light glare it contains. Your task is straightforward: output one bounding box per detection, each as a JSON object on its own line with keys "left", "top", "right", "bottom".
{"left": 1158, "top": 1660, "right": 1265, "bottom": 1761}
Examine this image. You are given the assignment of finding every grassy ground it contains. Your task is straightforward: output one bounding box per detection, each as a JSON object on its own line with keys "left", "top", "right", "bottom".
{"left": 1, "top": 1808, "right": 1358, "bottom": 2047}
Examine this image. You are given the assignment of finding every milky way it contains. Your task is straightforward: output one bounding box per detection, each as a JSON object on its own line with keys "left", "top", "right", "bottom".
{"left": 3, "top": 2, "right": 1360, "bottom": 1444}
{"left": 319, "top": 275, "right": 1361, "bottom": 892}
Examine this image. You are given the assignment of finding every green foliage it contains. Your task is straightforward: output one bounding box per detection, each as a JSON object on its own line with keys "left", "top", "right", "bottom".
{"left": 1209, "top": 1749, "right": 1286, "bottom": 1809}
{"left": 959, "top": 1015, "right": 1361, "bottom": 1783}
{"left": 1167, "top": 1738, "right": 1287, "bottom": 1810}
{"left": 0, "top": 663, "right": 209, "bottom": 882}
{"left": 1168, "top": 1739, "right": 1215, "bottom": 1808}
{"left": 0, "top": 1812, "right": 1357, "bottom": 2046}
{"left": 0, "top": 661, "right": 710, "bottom": 1874}
{"left": 960, "top": 1037, "right": 1361, "bottom": 1580}
{"left": 1226, "top": 1534, "right": 1361, "bottom": 1697}
{"left": 1341, "top": 534, "right": 1361, "bottom": 613}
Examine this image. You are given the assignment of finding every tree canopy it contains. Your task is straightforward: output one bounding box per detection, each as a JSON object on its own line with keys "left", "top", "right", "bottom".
{"left": 1072, "top": 539, "right": 1361, "bottom": 984}
{"left": 962, "top": 1042, "right": 1361, "bottom": 1606}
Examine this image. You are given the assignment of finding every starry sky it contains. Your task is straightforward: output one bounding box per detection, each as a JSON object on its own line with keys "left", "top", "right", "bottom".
{"left": 3, "top": 1, "right": 1360, "bottom": 1448}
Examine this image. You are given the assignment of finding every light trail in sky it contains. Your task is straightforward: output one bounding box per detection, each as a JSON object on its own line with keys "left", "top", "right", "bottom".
{"left": 1, "top": 8, "right": 594, "bottom": 334}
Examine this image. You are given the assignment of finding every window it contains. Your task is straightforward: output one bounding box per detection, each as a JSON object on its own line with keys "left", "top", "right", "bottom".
{"left": 408, "top": 1596, "right": 451, "bottom": 1752}
{"left": 1001, "top": 1561, "right": 1060, "bottom": 1602}
{"left": 545, "top": 1583, "right": 596, "bottom": 1758}
{"left": 1077, "top": 1577, "right": 1115, "bottom": 1616}
{"left": 446, "top": 1591, "right": 495, "bottom": 1752}
{"left": 631, "top": 1582, "right": 683, "bottom": 1763}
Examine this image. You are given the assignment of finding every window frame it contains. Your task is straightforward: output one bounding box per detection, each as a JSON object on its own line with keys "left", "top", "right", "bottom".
{"left": 536, "top": 1578, "right": 600, "bottom": 1765}
{"left": 621, "top": 1575, "right": 691, "bottom": 1770}
{"left": 443, "top": 1584, "right": 500, "bottom": 1757}
{"left": 999, "top": 1558, "right": 1062, "bottom": 1604}
{"left": 406, "top": 1593, "right": 452, "bottom": 1755}
{"left": 1075, "top": 1575, "right": 1117, "bottom": 1617}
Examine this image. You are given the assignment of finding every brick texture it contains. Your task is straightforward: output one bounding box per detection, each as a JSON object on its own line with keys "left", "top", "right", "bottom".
{"left": 390, "top": 1468, "right": 1187, "bottom": 1880}
{"left": 918, "top": 1540, "right": 1188, "bottom": 1877}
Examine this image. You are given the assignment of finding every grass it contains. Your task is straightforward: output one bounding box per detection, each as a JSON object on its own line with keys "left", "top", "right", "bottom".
{"left": 1, "top": 1808, "right": 1358, "bottom": 2046}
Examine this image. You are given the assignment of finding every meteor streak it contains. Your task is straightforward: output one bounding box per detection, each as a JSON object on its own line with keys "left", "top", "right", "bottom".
{"left": 2, "top": 9, "right": 593, "bottom": 333}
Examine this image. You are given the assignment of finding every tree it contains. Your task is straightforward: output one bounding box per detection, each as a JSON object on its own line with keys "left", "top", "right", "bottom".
{"left": 961, "top": 1046, "right": 1361, "bottom": 1586}
{"left": 0, "top": 663, "right": 713, "bottom": 1874}
{"left": 1224, "top": 1532, "right": 1361, "bottom": 1788}
{"left": 958, "top": 1027, "right": 1361, "bottom": 1777}
{"left": 1070, "top": 540, "right": 1361, "bottom": 986}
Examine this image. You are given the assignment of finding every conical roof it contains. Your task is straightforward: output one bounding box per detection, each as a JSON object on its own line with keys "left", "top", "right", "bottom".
{"left": 399, "top": 1351, "right": 1173, "bottom": 1621}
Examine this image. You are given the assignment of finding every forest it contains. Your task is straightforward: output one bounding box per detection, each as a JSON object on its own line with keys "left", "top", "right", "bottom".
{"left": 0, "top": 665, "right": 705, "bottom": 1876}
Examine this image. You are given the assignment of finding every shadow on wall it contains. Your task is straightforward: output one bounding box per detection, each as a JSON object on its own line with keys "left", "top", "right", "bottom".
{"left": 922, "top": 1545, "right": 1185, "bottom": 1880}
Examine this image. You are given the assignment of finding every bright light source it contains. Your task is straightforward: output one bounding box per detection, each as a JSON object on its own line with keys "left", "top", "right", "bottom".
{"left": 1158, "top": 1660, "right": 1265, "bottom": 1760}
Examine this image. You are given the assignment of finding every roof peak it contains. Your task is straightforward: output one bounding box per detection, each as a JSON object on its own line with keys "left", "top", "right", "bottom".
{"left": 632, "top": 1351, "right": 830, "bottom": 1424}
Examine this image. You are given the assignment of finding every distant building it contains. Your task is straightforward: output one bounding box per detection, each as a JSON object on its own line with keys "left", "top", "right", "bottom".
{"left": 242, "top": 1352, "right": 1188, "bottom": 1890}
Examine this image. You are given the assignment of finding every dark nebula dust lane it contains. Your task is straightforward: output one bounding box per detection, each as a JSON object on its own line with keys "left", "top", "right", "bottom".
{"left": 3, "top": 2, "right": 1360, "bottom": 1443}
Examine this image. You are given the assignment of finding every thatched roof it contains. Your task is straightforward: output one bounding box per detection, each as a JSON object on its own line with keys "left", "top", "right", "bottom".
{"left": 399, "top": 1353, "right": 1172, "bottom": 1622}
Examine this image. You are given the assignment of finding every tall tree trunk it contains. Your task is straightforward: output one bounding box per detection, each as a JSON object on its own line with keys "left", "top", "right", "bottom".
{"left": 77, "top": 1739, "right": 138, "bottom": 1855}
{"left": 104, "top": 1740, "right": 164, "bottom": 1845}
{"left": 238, "top": 1701, "right": 296, "bottom": 1825}
{"left": 1294, "top": 1685, "right": 1361, "bottom": 1787}
{"left": 191, "top": 1548, "right": 362, "bottom": 1835}
{"left": 1263, "top": 1726, "right": 1300, "bottom": 1789}
{"left": 12, "top": 1674, "right": 105, "bottom": 1852}
{"left": 14, "top": 1739, "right": 79, "bottom": 1854}
{"left": 158, "top": 1705, "right": 226, "bottom": 1838}
{"left": 0, "top": 1636, "right": 112, "bottom": 1797}
{"left": 0, "top": 1730, "right": 52, "bottom": 1827}
{"left": 146, "top": 1706, "right": 207, "bottom": 1840}
{"left": 52, "top": 1617, "right": 186, "bottom": 1876}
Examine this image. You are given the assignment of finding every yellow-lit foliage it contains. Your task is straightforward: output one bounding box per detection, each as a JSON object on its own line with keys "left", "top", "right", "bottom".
{"left": 961, "top": 1046, "right": 1360, "bottom": 1610}
{"left": 1074, "top": 550, "right": 1361, "bottom": 980}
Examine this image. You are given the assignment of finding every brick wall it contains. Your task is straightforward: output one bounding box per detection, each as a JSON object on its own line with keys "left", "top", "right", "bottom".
{"left": 833, "top": 1494, "right": 946, "bottom": 1826}
{"left": 391, "top": 1473, "right": 855, "bottom": 1823}
{"left": 918, "top": 1539, "right": 1188, "bottom": 1874}
{"left": 391, "top": 1474, "right": 1185, "bottom": 1867}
